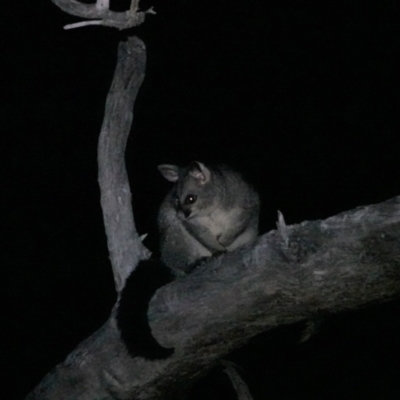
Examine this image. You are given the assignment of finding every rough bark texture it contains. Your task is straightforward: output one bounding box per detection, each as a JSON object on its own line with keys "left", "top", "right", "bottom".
{"left": 97, "top": 36, "right": 149, "bottom": 292}
{"left": 150, "top": 196, "right": 400, "bottom": 356}
{"left": 26, "top": 196, "right": 400, "bottom": 400}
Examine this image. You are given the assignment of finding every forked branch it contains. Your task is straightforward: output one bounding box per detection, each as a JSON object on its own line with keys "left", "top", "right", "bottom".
{"left": 52, "top": 0, "right": 155, "bottom": 30}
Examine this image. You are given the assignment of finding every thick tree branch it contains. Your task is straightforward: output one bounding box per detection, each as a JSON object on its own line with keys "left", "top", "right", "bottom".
{"left": 149, "top": 196, "right": 400, "bottom": 356}
{"left": 97, "top": 36, "right": 149, "bottom": 292}
{"left": 26, "top": 196, "right": 400, "bottom": 399}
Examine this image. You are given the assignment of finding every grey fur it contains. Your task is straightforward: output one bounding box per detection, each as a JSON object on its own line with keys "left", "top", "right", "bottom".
{"left": 157, "top": 161, "right": 260, "bottom": 274}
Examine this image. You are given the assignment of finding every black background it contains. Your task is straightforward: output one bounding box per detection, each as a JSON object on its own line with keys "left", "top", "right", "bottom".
{"left": 2, "top": 1, "right": 400, "bottom": 398}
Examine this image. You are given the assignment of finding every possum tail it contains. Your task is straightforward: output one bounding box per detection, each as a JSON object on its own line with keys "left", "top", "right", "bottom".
{"left": 117, "top": 258, "right": 174, "bottom": 359}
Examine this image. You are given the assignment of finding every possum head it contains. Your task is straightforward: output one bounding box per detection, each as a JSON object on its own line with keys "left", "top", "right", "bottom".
{"left": 157, "top": 162, "right": 218, "bottom": 220}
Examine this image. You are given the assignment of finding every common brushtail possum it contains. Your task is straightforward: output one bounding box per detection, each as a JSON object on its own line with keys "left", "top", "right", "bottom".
{"left": 117, "top": 162, "right": 260, "bottom": 359}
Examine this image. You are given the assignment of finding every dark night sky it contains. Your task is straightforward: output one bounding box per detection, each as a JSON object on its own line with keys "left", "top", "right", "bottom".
{"left": 2, "top": 1, "right": 400, "bottom": 399}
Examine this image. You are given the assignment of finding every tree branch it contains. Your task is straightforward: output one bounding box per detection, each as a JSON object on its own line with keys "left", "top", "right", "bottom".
{"left": 52, "top": 0, "right": 154, "bottom": 30}
{"left": 25, "top": 196, "right": 400, "bottom": 399}
{"left": 223, "top": 361, "right": 254, "bottom": 400}
{"left": 97, "top": 36, "right": 149, "bottom": 292}
{"left": 149, "top": 196, "right": 400, "bottom": 355}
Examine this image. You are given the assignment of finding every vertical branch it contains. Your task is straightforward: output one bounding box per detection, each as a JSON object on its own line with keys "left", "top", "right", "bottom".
{"left": 98, "top": 36, "right": 148, "bottom": 292}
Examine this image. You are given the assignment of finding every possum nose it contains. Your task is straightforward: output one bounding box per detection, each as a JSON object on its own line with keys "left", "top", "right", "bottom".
{"left": 177, "top": 203, "right": 191, "bottom": 219}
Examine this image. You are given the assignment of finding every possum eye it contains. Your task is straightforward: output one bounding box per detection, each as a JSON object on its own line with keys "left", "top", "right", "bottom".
{"left": 184, "top": 194, "right": 197, "bottom": 205}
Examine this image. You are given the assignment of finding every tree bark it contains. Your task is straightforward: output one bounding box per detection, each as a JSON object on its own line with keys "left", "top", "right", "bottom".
{"left": 97, "top": 35, "right": 149, "bottom": 292}
{"left": 26, "top": 196, "right": 400, "bottom": 400}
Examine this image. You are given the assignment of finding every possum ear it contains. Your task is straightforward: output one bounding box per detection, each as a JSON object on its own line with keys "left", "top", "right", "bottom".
{"left": 188, "top": 162, "right": 211, "bottom": 184}
{"left": 158, "top": 164, "right": 181, "bottom": 182}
